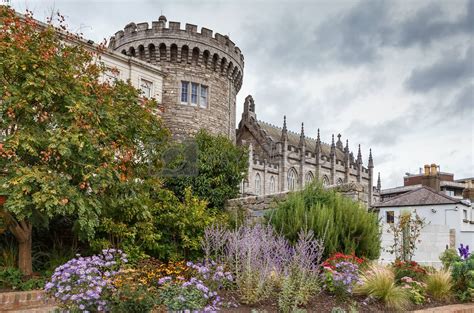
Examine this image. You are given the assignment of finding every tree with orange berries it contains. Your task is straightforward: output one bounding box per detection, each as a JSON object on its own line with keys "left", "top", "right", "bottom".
{"left": 0, "top": 8, "right": 169, "bottom": 275}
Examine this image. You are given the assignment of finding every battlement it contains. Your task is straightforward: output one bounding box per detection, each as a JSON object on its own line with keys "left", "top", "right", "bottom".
{"left": 109, "top": 17, "right": 244, "bottom": 70}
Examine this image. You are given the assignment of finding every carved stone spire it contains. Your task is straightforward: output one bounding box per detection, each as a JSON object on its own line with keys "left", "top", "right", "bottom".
{"left": 377, "top": 172, "right": 381, "bottom": 191}
{"left": 281, "top": 115, "right": 288, "bottom": 142}
{"left": 315, "top": 128, "right": 321, "bottom": 155}
{"left": 336, "top": 134, "right": 343, "bottom": 150}
{"left": 368, "top": 148, "right": 374, "bottom": 169}
{"left": 299, "top": 122, "right": 305, "bottom": 147}
{"left": 357, "top": 144, "right": 363, "bottom": 165}
{"left": 344, "top": 139, "right": 349, "bottom": 154}
{"left": 330, "top": 134, "right": 336, "bottom": 157}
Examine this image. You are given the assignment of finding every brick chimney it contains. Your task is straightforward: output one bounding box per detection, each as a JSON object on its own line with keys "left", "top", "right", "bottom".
{"left": 462, "top": 180, "right": 474, "bottom": 202}
{"left": 421, "top": 163, "right": 440, "bottom": 191}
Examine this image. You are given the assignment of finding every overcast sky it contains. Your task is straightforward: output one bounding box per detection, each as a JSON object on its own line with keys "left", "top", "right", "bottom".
{"left": 10, "top": 0, "right": 473, "bottom": 188}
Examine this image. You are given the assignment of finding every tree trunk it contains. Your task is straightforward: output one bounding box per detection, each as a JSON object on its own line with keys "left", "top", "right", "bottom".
{"left": 18, "top": 229, "right": 32, "bottom": 276}
{"left": 6, "top": 215, "right": 33, "bottom": 276}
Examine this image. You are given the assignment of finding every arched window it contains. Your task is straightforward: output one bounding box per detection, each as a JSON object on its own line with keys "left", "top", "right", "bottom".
{"left": 202, "top": 50, "right": 210, "bottom": 68}
{"left": 159, "top": 43, "right": 167, "bottom": 62}
{"left": 128, "top": 46, "right": 136, "bottom": 57}
{"left": 288, "top": 168, "right": 297, "bottom": 191}
{"left": 148, "top": 44, "right": 156, "bottom": 63}
{"left": 305, "top": 172, "right": 314, "bottom": 185}
{"left": 336, "top": 178, "right": 344, "bottom": 185}
{"left": 255, "top": 173, "right": 261, "bottom": 196}
{"left": 192, "top": 47, "right": 200, "bottom": 65}
{"left": 212, "top": 54, "right": 219, "bottom": 71}
{"left": 220, "top": 57, "right": 227, "bottom": 74}
{"left": 322, "top": 175, "right": 330, "bottom": 186}
{"left": 138, "top": 45, "right": 145, "bottom": 60}
{"left": 181, "top": 45, "right": 189, "bottom": 63}
{"left": 269, "top": 176, "right": 275, "bottom": 194}
{"left": 170, "top": 44, "right": 178, "bottom": 62}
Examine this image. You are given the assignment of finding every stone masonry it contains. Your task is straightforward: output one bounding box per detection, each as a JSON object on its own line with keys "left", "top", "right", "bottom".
{"left": 109, "top": 16, "right": 244, "bottom": 141}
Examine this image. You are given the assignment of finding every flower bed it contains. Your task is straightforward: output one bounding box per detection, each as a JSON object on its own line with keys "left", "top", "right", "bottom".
{"left": 42, "top": 232, "right": 473, "bottom": 312}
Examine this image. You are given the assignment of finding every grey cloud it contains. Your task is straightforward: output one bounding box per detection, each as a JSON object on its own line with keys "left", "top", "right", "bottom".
{"left": 395, "top": 0, "right": 473, "bottom": 47}
{"left": 449, "top": 83, "right": 474, "bottom": 115}
{"left": 405, "top": 46, "right": 473, "bottom": 92}
{"left": 313, "top": 0, "right": 392, "bottom": 66}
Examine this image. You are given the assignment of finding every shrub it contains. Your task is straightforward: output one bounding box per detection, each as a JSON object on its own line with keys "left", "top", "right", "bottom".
{"left": 45, "top": 249, "right": 128, "bottom": 311}
{"left": 164, "top": 130, "right": 248, "bottom": 210}
{"left": 451, "top": 254, "right": 474, "bottom": 302}
{"left": 439, "top": 248, "right": 461, "bottom": 270}
{"left": 393, "top": 260, "right": 427, "bottom": 282}
{"left": 425, "top": 270, "right": 453, "bottom": 301}
{"left": 400, "top": 276, "right": 426, "bottom": 305}
{"left": 0, "top": 267, "right": 22, "bottom": 290}
{"left": 355, "top": 265, "right": 410, "bottom": 311}
{"left": 267, "top": 183, "right": 380, "bottom": 259}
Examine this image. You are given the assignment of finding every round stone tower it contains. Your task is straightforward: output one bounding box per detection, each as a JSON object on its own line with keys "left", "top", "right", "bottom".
{"left": 108, "top": 16, "right": 244, "bottom": 141}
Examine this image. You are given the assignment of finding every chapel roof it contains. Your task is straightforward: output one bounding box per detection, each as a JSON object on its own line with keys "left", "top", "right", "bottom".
{"left": 257, "top": 120, "right": 347, "bottom": 161}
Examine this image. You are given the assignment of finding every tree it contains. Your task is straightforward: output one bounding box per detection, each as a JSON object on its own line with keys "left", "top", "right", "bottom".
{"left": 386, "top": 210, "right": 427, "bottom": 262}
{"left": 164, "top": 130, "right": 248, "bottom": 210}
{"left": 0, "top": 8, "right": 169, "bottom": 274}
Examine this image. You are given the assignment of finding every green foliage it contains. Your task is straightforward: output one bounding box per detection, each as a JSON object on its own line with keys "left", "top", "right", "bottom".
{"left": 157, "top": 281, "right": 208, "bottom": 311}
{"left": 355, "top": 265, "right": 410, "bottom": 311}
{"left": 164, "top": 130, "right": 248, "bottom": 210}
{"left": 90, "top": 182, "right": 220, "bottom": 261}
{"left": 151, "top": 187, "right": 221, "bottom": 260}
{"left": 0, "top": 267, "right": 45, "bottom": 291}
{"left": 278, "top": 266, "right": 319, "bottom": 313}
{"left": 0, "top": 234, "right": 17, "bottom": 267}
{"left": 109, "top": 284, "right": 157, "bottom": 313}
{"left": 0, "top": 267, "right": 22, "bottom": 290}
{"left": 400, "top": 276, "right": 426, "bottom": 305}
{"left": 0, "top": 7, "right": 170, "bottom": 273}
{"left": 451, "top": 254, "right": 474, "bottom": 302}
{"left": 425, "top": 270, "right": 453, "bottom": 301}
{"left": 267, "top": 183, "right": 380, "bottom": 259}
{"left": 439, "top": 248, "right": 461, "bottom": 270}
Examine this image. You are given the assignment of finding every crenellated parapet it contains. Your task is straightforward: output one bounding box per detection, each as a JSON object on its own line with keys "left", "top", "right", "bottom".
{"left": 109, "top": 16, "right": 244, "bottom": 91}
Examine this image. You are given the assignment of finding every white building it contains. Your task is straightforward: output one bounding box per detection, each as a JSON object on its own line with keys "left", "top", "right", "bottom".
{"left": 372, "top": 186, "right": 473, "bottom": 267}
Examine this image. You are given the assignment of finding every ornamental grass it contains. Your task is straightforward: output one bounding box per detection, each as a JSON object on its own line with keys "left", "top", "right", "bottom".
{"left": 355, "top": 264, "right": 410, "bottom": 311}
{"left": 425, "top": 270, "right": 453, "bottom": 301}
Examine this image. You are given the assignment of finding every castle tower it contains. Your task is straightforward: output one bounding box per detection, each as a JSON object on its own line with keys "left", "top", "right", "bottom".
{"left": 109, "top": 16, "right": 244, "bottom": 141}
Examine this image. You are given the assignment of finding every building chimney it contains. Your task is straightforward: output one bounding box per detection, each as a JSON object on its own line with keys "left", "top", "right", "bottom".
{"left": 424, "top": 164, "right": 430, "bottom": 176}
{"left": 431, "top": 163, "right": 438, "bottom": 175}
{"left": 422, "top": 163, "right": 440, "bottom": 191}
{"left": 463, "top": 180, "right": 474, "bottom": 202}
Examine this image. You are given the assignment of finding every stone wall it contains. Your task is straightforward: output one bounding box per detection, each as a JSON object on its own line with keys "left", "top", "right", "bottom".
{"left": 226, "top": 182, "right": 370, "bottom": 218}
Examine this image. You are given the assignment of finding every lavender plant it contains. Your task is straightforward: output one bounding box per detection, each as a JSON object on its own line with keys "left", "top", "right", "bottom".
{"left": 278, "top": 230, "right": 324, "bottom": 312}
{"left": 202, "top": 223, "right": 325, "bottom": 306}
{"left": 45, "top": 249, "right": 128, "bottom": 311}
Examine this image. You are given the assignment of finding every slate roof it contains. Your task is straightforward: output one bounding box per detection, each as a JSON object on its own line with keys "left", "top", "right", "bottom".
{"left": 373, "top": 186, "right": 468, "bottom": 208}
{"left": 257, "top": 120, "right": 347, "bottom": 161}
